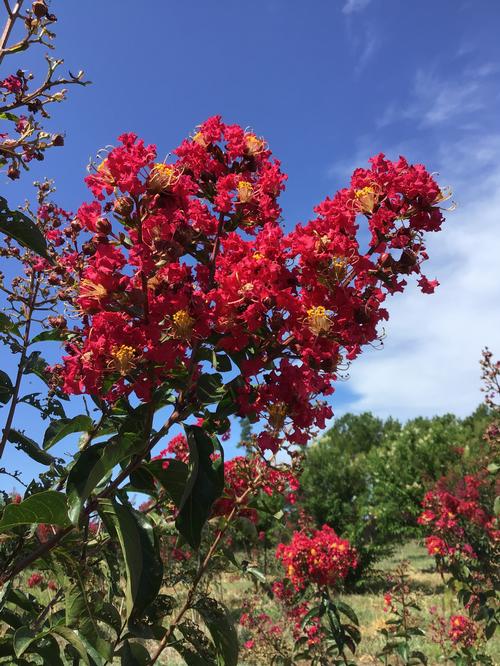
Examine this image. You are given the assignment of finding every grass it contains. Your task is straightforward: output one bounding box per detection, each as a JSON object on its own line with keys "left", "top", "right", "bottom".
{"left": 162, "top": 540, "right": 498, "bottom": 665}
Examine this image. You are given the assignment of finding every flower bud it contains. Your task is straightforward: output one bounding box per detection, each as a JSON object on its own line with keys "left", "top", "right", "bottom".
{"left": 113, "top": 196, "right": 134, "bottom": 217}
{"left": 48, "top": 315, "right": 67, "bottom": 329}
{"left": 52, "top": 134, "right": 64, "bottom": 147}
{"left": 95, "top": 217, "right": 112, "bottom": 235}
{"left": 32, "top": 0, "right": 49, "bottom": 17}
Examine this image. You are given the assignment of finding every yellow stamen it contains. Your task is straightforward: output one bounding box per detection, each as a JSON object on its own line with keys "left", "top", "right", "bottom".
{"left": 306, "top": 305, "right": 331, "bottom": 335}
{"left": 109, "top": 345, "right": 136, "bottom": 375}
{"left": 172, "top": 309, "right": 194, "bottom": 337}
{"left": 253, "top": 252, "right": 264, "bottom": 260}
{"left": 268, "top": 402, "right": 287, "bottom": 431}
{"left": 331, "top": 255, "right": 348, "bottom": 281}
{"left": 237, "top": 181, "right": 253, "bottom": 203}
{"left": 355, "top": 185, "right": 378, "bottom": 213}
{"left": 147, "top": 163, "right": 178, "bottom": 194}
{"left": 192, "top": 131, "right": 207, "bottom": 147}
{"left": 245, "top": 133, "right": 266, "bottom": 156}
{"left": 80, "top": 279, "right": 108, "bottom": 301}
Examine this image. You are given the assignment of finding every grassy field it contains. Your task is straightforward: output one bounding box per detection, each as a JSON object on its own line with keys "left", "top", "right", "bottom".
{"left": 162, "top": 541, "right": 498, "bottom": 665}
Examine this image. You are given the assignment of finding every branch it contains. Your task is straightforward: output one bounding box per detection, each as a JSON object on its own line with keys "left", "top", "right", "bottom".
{"left": 0, "top": 0, "right": 24, "bottom": 66}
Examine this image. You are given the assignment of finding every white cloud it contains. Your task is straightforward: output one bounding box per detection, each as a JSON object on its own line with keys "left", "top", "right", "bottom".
{"left": 342, "top": 0, "right": 372, "bottom": 14}
{"left": 377, "top": 64, "right": 498, "bottom": 129}
{"left": 341, "top": 134, "right": 500, "bottom": 419}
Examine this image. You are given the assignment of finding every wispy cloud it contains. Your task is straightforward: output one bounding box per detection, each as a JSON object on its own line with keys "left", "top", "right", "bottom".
{"left": 342, "top": 0, "right": 372, "bottom": 14}
{"left": 377, "top": 63, "right": 499, "bottom": 129}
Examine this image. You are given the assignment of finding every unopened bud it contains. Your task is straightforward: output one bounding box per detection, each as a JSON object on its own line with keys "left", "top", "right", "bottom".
{"left": 32, "top": 1, "right": 49, "bottom": 18}
{"left": 95, "top": 218, "right": 112, "bottom": 235}
{"left": 48, "top": 315, "right": 67, "bottom": 329}
{"left": 7, "top": 164, "right": 20, "bottom": 180}
{"left": 113, "top": 196, "right": 134, "bottom": 217}
{"left": 52, "top": 134, "right": 64, "bottom": 146}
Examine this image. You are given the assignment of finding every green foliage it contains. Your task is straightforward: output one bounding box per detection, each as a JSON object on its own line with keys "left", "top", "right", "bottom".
{"left": 301, "top": 409, "right": 493, "bottom": 581}
{"left": 0, "top": 196, "right": 51, "bottom": 261}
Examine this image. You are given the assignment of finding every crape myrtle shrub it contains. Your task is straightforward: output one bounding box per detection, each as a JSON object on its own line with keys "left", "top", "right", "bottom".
{"left": 0, "top": 3, "right": 465, "bottom": 664}
{"left": 300, "top": 406, "right": 494, "bottom": 583}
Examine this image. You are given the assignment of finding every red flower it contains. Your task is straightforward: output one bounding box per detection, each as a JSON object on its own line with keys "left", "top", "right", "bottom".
{"left": 448, "top": 615, "right": 478, "bottom": 648}
{"left": 276, "top": 525, "right": 357, "bottom": 591}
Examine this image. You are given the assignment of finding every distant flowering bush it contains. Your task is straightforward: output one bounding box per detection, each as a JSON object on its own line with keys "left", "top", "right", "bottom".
{"left": 276, "top": 524, "right": 358, "bottom": 590}
{"left": 448, "top": 614, "right": 479, "bottom": 648}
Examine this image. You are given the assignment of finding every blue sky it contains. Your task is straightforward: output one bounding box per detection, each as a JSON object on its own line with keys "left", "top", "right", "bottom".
{"left": 2, "top": 0, "right": 500, "bottom": 487}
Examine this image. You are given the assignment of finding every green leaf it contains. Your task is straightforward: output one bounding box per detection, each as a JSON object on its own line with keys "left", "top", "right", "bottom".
{"left": 0, "top": 112, "right": 20, "bottom": 121}
{"left": 0, "top": 196, "right": 51, "bottom": 260}
{"left": 0, "top": 311, "right": 20, "bottom": 336}
{"left": 66, "top": 434, "right": 141, "bottom": 524}
{"left": 335, "top": 600, "right": 359, "bottom": 626}
{"left": 172, "top": 641, "right": 215, "bottom": 666}
{"left": 7, "top": 429, "right": 56, "bottom": 465}
{"left": 145, "top": 459, "right": 190, "bottom": 506}
{"left": 195, "top": 597, "right": 239, "bottom": 666}
{"left": 195, "top": 373, "right": 224, "bottom": 405}
{"left": 65, "top": 582, "right": 100, "bottom": 643}
{"left": 0, "top": 490, "right": 71, "bottom": 532}
{"left": 98, "top": 499, "right": 163, "bottom": 623}
{"left": 51, "top": 626, "right": 91, "bottom": 665}
{"left": 30, "top": 329, "right": 68, "bottom": 343}
{"left": 0, "top": 369, "right": 13, "bottom": 405}
{"left": 22, "top": 350, "right": 49, "bottom": 383}
{"left": 175, "top": 425, "right": 224, "bottom": 549}
{"left": 13, "top": 627, "right": 37, "bottom": 658}
{"left": 116, "top": 640, "right": 151, "bottom": 665}
{"left": 494, "top": 495, "right": 500, "bottom": 517}
{"left": 212, "top": 352, "right": 232, "bottom": 373}
{"left": 43, "top": 415, "right": 93, "bottom": 450}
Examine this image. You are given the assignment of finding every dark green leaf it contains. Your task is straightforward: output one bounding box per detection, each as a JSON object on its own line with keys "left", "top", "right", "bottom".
{"left": 51, "top": 626, "right": 91, "bottom": 665}
{"left": 145, "top": 459, "right": 189, "bottom": 507}
{"left": 98, "top": 499, "right": 163, "bottom": 623}
{"left": 66, "top": 434, "right": 141, "bottom": 524}
{"left": 0, "top": 311, "right": 20, "bottom": 337}
{"left": 0, "top": 369, "right": 13, "bottom": 405}
{"left": 116, "top": 640, "right": 151, "bottom": 665}
{"left": 195, "top": 597, "right": 239, "bottom": 666}
{"left": 175, "top": 425, "right": 224, "bottom": 549}
{"left": 30, "top": 329, "right": 68, "bottom": 343}
{"left": 0, "top": 490, "right": 71, "bottom": 532}
{"left": 7, "top": 429, "right": 56, "bottom": 465}
{"left": 195, "top": 373, "right": 224, "bottom": 405}
{"left": 335, "top": 600, "right": 359, "bottom": 626}
{"left": 0, "top": 196, "right": 51, "bottom": 260}
{"left": 13, "top": 627, "right": 37, "bottom": 658}
{"left": 22, "top": 351, "right": 49, "bottom": 384}
{"left": 43, "top": 415, "right": 93, "bottom": 450}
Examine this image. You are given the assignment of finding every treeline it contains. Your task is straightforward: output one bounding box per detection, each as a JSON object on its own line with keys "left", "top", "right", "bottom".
{"left": 299, "top": 406, "right": 493, "bottom": 581}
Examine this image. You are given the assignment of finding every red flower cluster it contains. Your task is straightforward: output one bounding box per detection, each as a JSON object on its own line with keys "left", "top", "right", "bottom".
{"left": 448, "top": 615, "right": 478, "bottom": 648}
{"left": 27, "top": 572, "right": 43, "bottom": 589}
{"left": 57, "top": 116, "right": 446, "bottom": 452}
{"left": 275, "top": 524, "right": 357, "bottom": 590}
{"left": 155, "top": 433, "right": 190, "bottom": 465}
{"left": 212, "top": 455, "right": 299, "bottom": 522}
{"left": 418, "top": 473, "right": 498, "bottom": 560}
